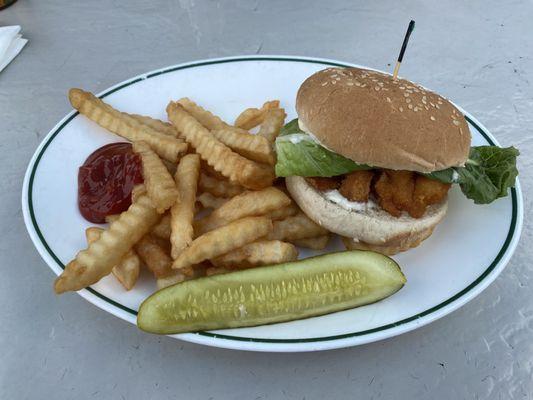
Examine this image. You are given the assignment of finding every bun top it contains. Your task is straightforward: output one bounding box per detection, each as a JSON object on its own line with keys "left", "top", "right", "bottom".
{"left": 296, "top": 67, "right": 471, "bottom": 173}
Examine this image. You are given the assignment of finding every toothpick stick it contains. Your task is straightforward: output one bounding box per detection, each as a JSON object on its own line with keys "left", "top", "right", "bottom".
{"left": 393, "top": 20, "right": 416, "bottom": 80}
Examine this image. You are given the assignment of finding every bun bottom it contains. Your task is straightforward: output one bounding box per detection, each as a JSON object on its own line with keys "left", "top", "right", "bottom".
{"left": 341, "top": 227, "right": 435, "bottom": 255}
{"left": 286, "top": 176, "right": 447, "bottom": 255}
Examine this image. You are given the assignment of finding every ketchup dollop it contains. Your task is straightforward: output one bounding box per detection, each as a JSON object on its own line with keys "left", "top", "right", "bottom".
{"left": 78, "top": 143, "right": 143, "bottom": 223}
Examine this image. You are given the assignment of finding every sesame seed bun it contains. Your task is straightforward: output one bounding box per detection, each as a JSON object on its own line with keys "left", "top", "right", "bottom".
{"left": 296, "top": 67, "right": 471, "bottom": 173}
{"left": 286, "top": 176, "right": 447, "bottom": 255}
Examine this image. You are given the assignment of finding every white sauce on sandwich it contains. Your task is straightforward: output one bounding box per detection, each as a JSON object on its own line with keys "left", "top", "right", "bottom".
{"left": 452, "top": 170, "right": 459, "bottom": 183}
{"left": 287, "top": 133, "right": 311, "bottom": 144}
{"left": 323, "top": 189, "right": 378, "bottom": 212}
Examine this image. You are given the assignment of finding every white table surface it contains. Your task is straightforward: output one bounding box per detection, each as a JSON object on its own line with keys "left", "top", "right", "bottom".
{"left": 1, "top": 1, "right": 531, "bottom": 399}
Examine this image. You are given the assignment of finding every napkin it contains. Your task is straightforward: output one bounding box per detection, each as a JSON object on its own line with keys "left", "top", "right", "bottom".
{"left": 0, "top": 25, "right": 27, "bottom": 73}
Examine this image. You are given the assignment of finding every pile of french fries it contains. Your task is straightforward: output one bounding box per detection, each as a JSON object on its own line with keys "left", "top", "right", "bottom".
{"left": 54, "top": 89, "right": 330, "bottom": 294}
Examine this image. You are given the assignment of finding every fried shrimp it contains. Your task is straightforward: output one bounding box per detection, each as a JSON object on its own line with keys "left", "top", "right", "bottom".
{"left": 374, "top": 170, "right": 450, "bottom": 218}
{"left": 339, "top": 170, "right": 374, "bottom": 202}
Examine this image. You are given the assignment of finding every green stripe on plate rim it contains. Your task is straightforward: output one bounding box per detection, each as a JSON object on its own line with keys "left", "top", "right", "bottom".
{"left": 27, "top": 56, "right": 518, "bottom": 344}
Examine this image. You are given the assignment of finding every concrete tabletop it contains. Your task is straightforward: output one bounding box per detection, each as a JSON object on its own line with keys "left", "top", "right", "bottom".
{"left": 1, "top": 1, "right": 531, "bottom": 398}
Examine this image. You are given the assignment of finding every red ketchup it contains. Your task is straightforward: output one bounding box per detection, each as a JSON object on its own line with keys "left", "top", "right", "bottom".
{"left": 78, "top": 143, "right": 143, "bottom": 223}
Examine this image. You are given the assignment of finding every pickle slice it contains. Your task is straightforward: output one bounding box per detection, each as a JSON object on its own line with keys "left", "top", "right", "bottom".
{"left": 137, "top": 250, "right": 406, "bottom": 334}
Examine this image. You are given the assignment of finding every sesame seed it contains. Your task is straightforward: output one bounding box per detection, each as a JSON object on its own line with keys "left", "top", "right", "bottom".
{"left": 332, "top": 81, "right": 336, "bottom": 85}
{"left": 453, "top": 120, "right": 460, "bottom": 126}
{"left": 436, "top": 104, "right": 440, "bottom": 109}
{"left": 406, "top": 98, "right": 412, "bottom": 103}
{"left": 404, "top": 93, "right": 410, "bottom": 97}
{"left": 430, "top": 116, "right": 436, "bottom": 121}
{"left": 386, "top": 97, "right": 392, "bottom": 102}
{"left": 408, "top": 104, "right": 413, "bottom": 109}
{"left": 347, "top": 82, "right": 354, "bottom": 86}
{"left": 321, "top": 82, "right": 328, "bottom": 86}
{"left": 374, "top": 87, "right": 380, "bottom": 91}
{"left": 355, "top": 83, "right": 361, "bottom": 87}
{"left": 425, "top": 106, "right": 429, "bottom": 110}
{"left": 430, "top": 102, "right": 435, "bottom": 107}
{"left": 399, "top": 107, "right": 404, "bottom": 112}
{"left": 399, "top": 86, "right": 405, "bottom": 89}
{"left": 414, "top": 107, "right": 419, "bottom": 112}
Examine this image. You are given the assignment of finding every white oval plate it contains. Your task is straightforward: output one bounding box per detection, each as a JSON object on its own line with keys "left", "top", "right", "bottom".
{"left": 22, "top": 56, "right": 523, "bottom": 352}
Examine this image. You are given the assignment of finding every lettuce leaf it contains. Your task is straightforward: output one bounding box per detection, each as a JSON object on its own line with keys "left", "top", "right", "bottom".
{"left": 423, "top": 146, "right": 519, "bottom": 203}
{"left": 275, "top": 119, "right": 371, "bottom": 177}
{"left": 274, "top": 120, "right": 519, "bottom": 204}
{"left": 423, "top": 169, "right": 457, "bottom": 184}
{"left": 278, "top": 118, "right": 302, "bottom": 137}
{"left": 457, "top": 146, "right": 519, "bottom": 204}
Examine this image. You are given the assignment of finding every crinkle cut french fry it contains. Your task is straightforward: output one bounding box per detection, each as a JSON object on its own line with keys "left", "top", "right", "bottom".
{"left": 86, "top": 228, "right": 141, "bottom": 290}
{"left": 68, "top": 89, "right": 187, "bottom": 162}
{"left": 194, "top": 187, "right": 291, "bottom": 235}
{"left": 196, "top": 192, "right": 229, "bottom": 210}
{"left": 170, "top": 154, "right": 200, "bottom": 259}
{"left": 198, "top": 173, "right": 244, "bottom": 198}
{"left": 262, "top": 100, "right": 280, "bottom": 111}
{"left": 205, "top": 266, "right": 230, "bottom": 276}
{"left": 176, "top": 98, "right": 229, "bottom": 130}
{"left": 166, "top": 102, "right": 275, "bottom": 190}
{"left": 135, "top": 234, "right": 174, "bottom": 278}
{"left": 267, "top": 212, "right": 329, "bottom": 241}
{"left": 151, "top": 234, "right": 171, "bottom": 253}
{"left": 127, "top": 113, "right": 180, "bottom": 137}
{"left": 131, "top": 184, "right": 147, "bottom": 203}
{"left": 156, "top": 263, "right": 208, "bottom": 289}
{"left": 211, "top": 128, "right": 276, "bottom": 165}
{"left": 267, "top": 203, "right": 299, "bottom": 221}
{"left": 133, "top": 141, "right": 179, "bottom": 213}
{"left": 200, "top": 159, "right": 226, "bottom": 180}
{"left": 292, "top": 235, "right": 330, "bottom": 250}
{"left": 234, "top": 108, "right": 263, "bottom": 130}
{"left": 54, "top": 195, "right": 160, "bottom": 294}
{"left": 258, "top": 108, "right": 286, "bottom": 143}
{"left": 156, "top": 270, "right": 186, "bottom": 289}
{"left": 211, "top": 240, "right": 298, "bottom": 269}
{"left": 150, "top": 213, "right": 170, "bottom": 239}
{"left": 172, "top": 216, "right": 273, "bottom": 271}
{"left": 105, "top": 214, "right": 120, "bottom": 223}
{"left": 234, "top": 100, "right": 280, "bottom": 130}
{"left": 176, "top": 100, "right": 276, "bottom": 165}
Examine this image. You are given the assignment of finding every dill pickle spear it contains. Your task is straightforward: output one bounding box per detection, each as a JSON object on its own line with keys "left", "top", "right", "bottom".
{"left": 137, "top": 250, "right": 406, "bottom": 334}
